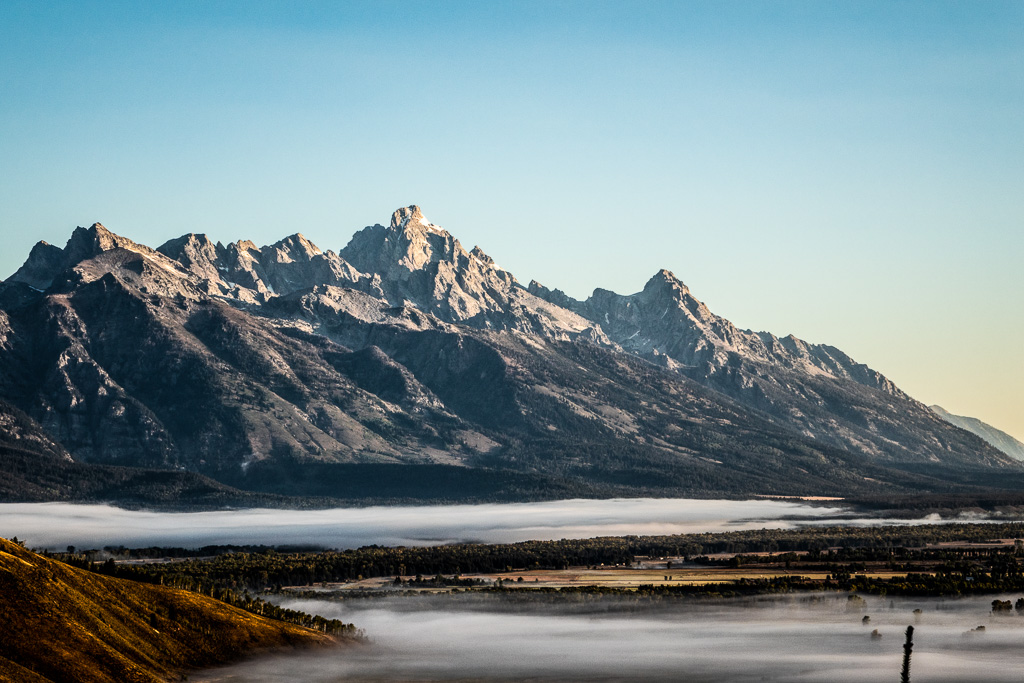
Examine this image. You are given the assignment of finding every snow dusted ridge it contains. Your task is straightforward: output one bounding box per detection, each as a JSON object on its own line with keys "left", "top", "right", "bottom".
{"left": 3, "top": 204, "right": 1015, "bottom": 476}
{"left": 413, "top": 211, "right": 446, "bottom": 235}
{"left": 1, "top": 207, "right": 919, "bottom": 395}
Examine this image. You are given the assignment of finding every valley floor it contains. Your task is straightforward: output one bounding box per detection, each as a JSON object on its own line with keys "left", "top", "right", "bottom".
{"left": 296, "top": 564, "right": 914, "bottom": 593}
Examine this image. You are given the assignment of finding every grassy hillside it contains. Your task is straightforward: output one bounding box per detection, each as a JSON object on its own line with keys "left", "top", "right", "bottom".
{"left": 0, "top": 538, "right": 340, "bottom": 683}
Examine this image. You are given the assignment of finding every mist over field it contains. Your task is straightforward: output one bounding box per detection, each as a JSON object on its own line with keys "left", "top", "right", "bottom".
{"left": 1, "top": 498, "right": 863, "bottom": 550}
{"left": 195, "top": 594, "right": 1024, "bottom": 682}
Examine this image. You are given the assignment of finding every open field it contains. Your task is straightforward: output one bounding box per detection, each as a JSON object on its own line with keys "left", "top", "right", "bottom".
{"left": 69, "top": 522, "right": 1024, "bottom": 605}
{"left": 294, "top": 562, "right": 918, "bottom": 593}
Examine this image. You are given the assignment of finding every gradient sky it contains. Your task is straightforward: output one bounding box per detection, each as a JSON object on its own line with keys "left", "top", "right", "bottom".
{"left": 1, "top": 1, "right": 1021, "bottom": 441}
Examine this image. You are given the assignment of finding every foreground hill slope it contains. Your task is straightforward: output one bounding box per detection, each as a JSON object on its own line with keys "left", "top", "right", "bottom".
{"left": 0, "top": 207, "right": 1016, "bottom": 500}
{"left": 0, "top": 538, "right": 335, "bottom": 683}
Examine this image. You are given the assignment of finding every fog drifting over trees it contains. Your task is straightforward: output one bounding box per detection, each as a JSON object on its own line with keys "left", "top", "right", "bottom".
{"left": 193, "top": 593, "right": 1024, "bottom": 682}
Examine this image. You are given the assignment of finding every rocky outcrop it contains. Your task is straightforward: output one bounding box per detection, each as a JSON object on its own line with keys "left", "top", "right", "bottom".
{"left": 340, "top": 206, "right": 606, "bottom": 340}
{"left": 0, "top": 398, "right": 73, "bottom": 462}
{"left": 9, "top": 224, "right": 166, "bottom": 291}
{"left": 157, "top": 233, "right": 224, "bottom": 282}
{"left": 533, "top": 268, "right": 901, "bottom": 391}
{"left": 157, "top": 233, "right": 380, "bottom": 302}
{"left": 7, "top": 241, "right": 63, "bottom": 290}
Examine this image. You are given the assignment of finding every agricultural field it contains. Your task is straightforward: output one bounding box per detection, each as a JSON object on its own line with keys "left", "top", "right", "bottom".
{"left": 305, "top": 561, "right": 915, "bottom": 593}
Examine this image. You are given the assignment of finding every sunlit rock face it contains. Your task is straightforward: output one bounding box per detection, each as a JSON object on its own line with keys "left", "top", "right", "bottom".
{"left": 530, "top": 265, "right": 918, "bottom": 459}
{"left": 157, "top": 231, "right": 380, "bottom": 301}
{"left": 0, "top": 206, "right": 1015, "bottom": 501}
{"left": 340, "top": 205, "right": 604, "bottom": 340}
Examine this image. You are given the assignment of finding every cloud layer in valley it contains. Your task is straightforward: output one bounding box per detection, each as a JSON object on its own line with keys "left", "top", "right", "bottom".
{"left": 194, "top": 593, "right": 1024, "bottom": 682}
{"left": 0, "top": 497, "right": 987, "bottom": 552}
{"left": 0, "top": 498, "right": 855, "bottom": 550}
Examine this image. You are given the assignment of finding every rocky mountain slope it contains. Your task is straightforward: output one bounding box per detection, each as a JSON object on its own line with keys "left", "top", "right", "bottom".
{"left": 0, "top": 537, "right": 336, "bottom": 683}
{"left": 0, "top": 398, "right": 302, "bottom": 507}
{"left": 0, "top": 207, "right": 1016, "bottom": 501}
{"left": 528, "top": 269, "right": 944, "bottom": 464}
{"left": 931, "top": 405, "right": 1024, "bottom": 462}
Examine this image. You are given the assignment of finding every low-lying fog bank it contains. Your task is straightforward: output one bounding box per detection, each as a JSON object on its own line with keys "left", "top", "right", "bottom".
{"left": 194, "top": 593, "right": 1024, "bottom": 682}
{"left": 0, "top": 498, "right": 967, "bottom": 551}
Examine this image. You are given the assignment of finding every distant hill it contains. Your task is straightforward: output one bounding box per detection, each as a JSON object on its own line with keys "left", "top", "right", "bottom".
{"left": 0, "top": 537, "right": 336, "bottom": 683}
{"left": 931, "top": 405, "right": 1024, "bottom": 462}
{"left": 0, "top": 207, "right": 1018, "bottom": 502}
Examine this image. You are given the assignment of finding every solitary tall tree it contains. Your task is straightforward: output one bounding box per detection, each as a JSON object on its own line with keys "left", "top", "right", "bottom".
{"left": 900, "top": 625, "right": 914, "bottom": 683}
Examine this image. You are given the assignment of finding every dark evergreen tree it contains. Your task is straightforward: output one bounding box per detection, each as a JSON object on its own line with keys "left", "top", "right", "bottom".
{"left": 900, "top": 625, "right": 914, "bottom": 683}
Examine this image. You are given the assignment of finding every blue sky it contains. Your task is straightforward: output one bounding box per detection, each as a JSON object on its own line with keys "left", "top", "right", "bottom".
{"left": 1, "top": 1, "right": 1021, "bottom": 440}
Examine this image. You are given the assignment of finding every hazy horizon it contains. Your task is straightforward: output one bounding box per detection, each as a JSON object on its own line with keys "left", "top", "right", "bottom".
{"left": 1, "top": 1, "right": 1020, "bottom": 440}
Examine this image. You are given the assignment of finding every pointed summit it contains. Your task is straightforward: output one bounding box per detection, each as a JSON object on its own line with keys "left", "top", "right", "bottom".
{"left": 335, "top": 206, "right": 603, "bottom": 337}
{"left": 643, "top": 269, "right": 690, "bottom": 296}
{"left": 264, "top": 233, "right": 323, "bottom": 263}
{"left": 6, "top": 241, "right": 64, "bottom": 290}
{"left": 344, "top": 205, "right": 462, "bottom": 276}
{"left": 6, "top": 223, "right": 156, "bottom": 290}
{"left": 388, "top": 205, "right": 448, "bottom": 241}
{"left": 157, "top": 233, "right": 225, "bottom": 282}
{"left": 64, "top": 223, "right": 152, "bottom": 264}
{"left": 469, "top": 246, "right": 495, "bottom": 266}
{"left": 254, "top": 232, "right": 370, "bottom": 296}
{"left": 390, "top": 205, "right": 428, "bottom": 230}
{"left": 158, "top": 233, "right": 219, "bottom": 257}
{"left": 72, "top": 223, "right": 115, "bottom": 248}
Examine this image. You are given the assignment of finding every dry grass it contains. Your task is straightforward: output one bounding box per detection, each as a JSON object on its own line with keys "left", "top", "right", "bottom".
{"left": 0, "top": 538, "right": 337, "bottom": 683}
{"left": 469, "top": 567, "right": 912, "bottom": 588}
{"left": 315, "top": 565, "right": 916, "bottom": 593}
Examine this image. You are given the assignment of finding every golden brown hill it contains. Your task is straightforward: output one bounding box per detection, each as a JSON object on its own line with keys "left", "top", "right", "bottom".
{"left": 0, "top": 538, "right": 338, "bottom": 682}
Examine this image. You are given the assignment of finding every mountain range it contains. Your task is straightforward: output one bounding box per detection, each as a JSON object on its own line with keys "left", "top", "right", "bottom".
{"left": 0, "top": 206, "right": 1019, "bottom": 504}
{"left": 931, "top": 405, "right": 1024, "bottom": 462}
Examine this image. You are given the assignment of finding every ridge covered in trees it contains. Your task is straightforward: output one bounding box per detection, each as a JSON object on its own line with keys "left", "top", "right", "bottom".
{"left": 0, "top": 538, "right": 353, "bottom": 683}
{"left": 50, "top": 522, "right": 1024, "bottom": 599}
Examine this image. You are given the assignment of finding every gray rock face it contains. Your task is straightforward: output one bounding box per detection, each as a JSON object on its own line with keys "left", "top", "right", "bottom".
{"left": 7, "top": 241, "right": 64, "bottom": 290}
{"left": 0, "top": 206, "right": 1017, "bottom": 500}
{"left": 157, "top": 233, "right": 224, "bottom": 282}
{"left": 529, "top": 266, "right": 944, "bottom": 462}
{"left": 0, "top": 310, "right": 12, "bottom": 353}
{"left": 931, "top": 405, "right": 1024, "bottom": 462}
{"left": 157, "top": 233, "right": 381, "bottom": 302}
{"left": 257, "top": 234, "right": 369, "bottom": 296}
{"left": 0, "top": 398, "right": 73, "bottom": 462}
{"left": 340, "top": 206, "right": 604, "bottom": 340}
{"left": 63, "top": 223, "right": 157, "bottom": 265}
{"left": 14, "top": 211, "right": 603, "bottom": 343}
{"left": 10, "top": 224, "right": 162, "bottom": 291}
{"left": 535, "top": 268, "right": 900, "bottom": 390}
